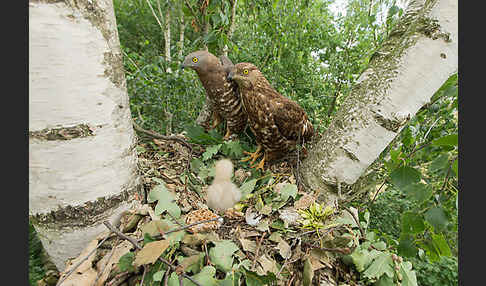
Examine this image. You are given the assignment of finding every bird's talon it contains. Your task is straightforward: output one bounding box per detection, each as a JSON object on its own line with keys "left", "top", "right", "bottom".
{"left": 252, "top": 158, "right": 266, "bottom": 171}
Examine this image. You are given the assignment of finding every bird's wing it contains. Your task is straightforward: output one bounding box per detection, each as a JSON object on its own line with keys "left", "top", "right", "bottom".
{"left": 270, "top": 96, "right": 310, "bottom": 142}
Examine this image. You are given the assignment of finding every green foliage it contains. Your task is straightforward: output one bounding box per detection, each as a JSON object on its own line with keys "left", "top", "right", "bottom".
{"left": 341, "top": 208, "right": 418, "bottom": 286}
{"left": 408, "top": 256, "right": 458, "bottom": 286}
{"left": 148, "top": 181, "right": 181, "bottom": 218}
{"left": 368, "top": 73, "right": 458, "bottom": 266}
{"left": 29, "top": 222, "right": 46, "bottom": 285}
{"left": 298, "top": 203, "right": 337, "bottom": 232}
{"left": 118, "top": 252, "right": 136, "bottom": 272}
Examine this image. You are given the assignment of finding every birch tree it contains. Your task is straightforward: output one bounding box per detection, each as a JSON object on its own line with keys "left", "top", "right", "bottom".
{"left": 29, "top": 0, "right": 141, "bottom": 271}
{"left": 300, "top": 0, "right": 458, "bottom": 203}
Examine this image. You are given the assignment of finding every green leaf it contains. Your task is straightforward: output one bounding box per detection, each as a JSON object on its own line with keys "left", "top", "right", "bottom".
{"left": 401, "top": 212, "right": 425, "bottom": 234}
{"left": 244, "top": 269, "right": 276, "bottom": 286}
{"left": 431, "top": 233, "right": 452, "bottom": 257}
{"left": 155, "top": 199, "right": 181, "bottom": 218}
{"left": 349, "top": 248, "right": 376, "bottom": 272}
{"left": 184, "top": 266, "right": 219, "bottom": 286}
{"left": 429, "top": 154, "right": 450, "bottom": 173}
{"left": 209, "top": 240, "right": 239, "bottom": 272}
{"left": 363, "top": 252, "right": 394, "bottom": 280}
{"left": 390, "top": 166, "right": 421, "bottom": 190}
{"left": 221, "top": 140, "right": 244, "bottom": 158}
{"left": 303, "top": 257, "right": 314, "bottom": 286}
{"left": 184, "top": 124, "right": 223, "bottom": 145}
{"left": 452, "top": 158, "right": 458, "bottom": 176}
{"left": 397, "top": 234, "right": 418, "bottom": 258}
{"left": 399, "top": 261, "right": 418, "bottom": 286}
{"left": 190, "top": 158, "right": 204, "bottom": 173}
{"left": 240, "top": 178, "right": 258, "bottom": 200}
{"left": 148, "top": 183, "right": 169, "bottom": 203}
{"left": 202, "top": 144, "right": 222, "bottom": 161}
{"left": 372, "top": 241, "right": 387, "bottom": 251}
{"left": 375, "top": 274, "right": 395, "bottom": 286}
{"left": 431, "top": 134, "right": 458, "bottom": 147}
{"left": 167, "top": 272, "right": 180, "bottom": 286}
{"left": 424, "top": 207, "right": 449, "bottom": 232}
{"left": 402, "top": 183, "right": 433, "bottom": 203}
{"left": 118, "top": 252, "right": 135, "bottom": 272}
{"left": 279, "top": 183, "right": 298, "bottom": 202}
{"left": 153, "top": 270, "right": 165, "bottom": 282}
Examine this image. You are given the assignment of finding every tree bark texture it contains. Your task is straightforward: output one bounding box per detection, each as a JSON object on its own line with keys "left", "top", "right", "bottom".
{"left": 29, "top": 0, "right": 141, "bottom": 271}
{"left": 300, "top": 0, "right": 457, "bottom": 200}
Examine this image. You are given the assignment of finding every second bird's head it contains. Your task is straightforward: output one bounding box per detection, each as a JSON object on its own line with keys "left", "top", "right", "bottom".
{"left": 227, "top": 62, "right": 259, "bottom": 88}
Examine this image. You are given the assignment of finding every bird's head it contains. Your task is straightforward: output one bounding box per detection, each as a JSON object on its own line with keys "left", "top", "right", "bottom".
{"left": 180, "top": 50, "right": 220, "bottom": 73}
{"left": 227, "top": 62, "right": 260, "bottom": 88}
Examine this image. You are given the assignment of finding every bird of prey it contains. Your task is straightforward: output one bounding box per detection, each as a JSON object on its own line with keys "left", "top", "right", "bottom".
{"left": 181, "top": 50, "right": 247, "bottom": 140}
{"left": 228, "top": 62, "right": 314, "bottom": 170}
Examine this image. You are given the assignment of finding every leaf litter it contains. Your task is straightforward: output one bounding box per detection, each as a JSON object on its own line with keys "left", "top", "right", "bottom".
{"left": 56, "top": 134, "right": 366, "bottom": 286}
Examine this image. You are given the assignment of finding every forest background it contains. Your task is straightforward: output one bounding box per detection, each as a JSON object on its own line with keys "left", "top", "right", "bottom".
{"left": 29, "top": 0, "right": 458, "bottom": 285}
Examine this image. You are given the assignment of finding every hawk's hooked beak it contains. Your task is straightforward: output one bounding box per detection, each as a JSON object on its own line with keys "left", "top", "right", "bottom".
{"left": 227, "top": 71, "right": 234, "bottom": 81}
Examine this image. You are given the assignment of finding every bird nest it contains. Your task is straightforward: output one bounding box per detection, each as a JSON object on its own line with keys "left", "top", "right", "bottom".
{"left": 52, "top": 133, "right": 361, "bottom": 286}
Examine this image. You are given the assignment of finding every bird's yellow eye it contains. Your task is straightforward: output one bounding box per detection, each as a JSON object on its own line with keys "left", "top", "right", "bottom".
{"left": 243, "top": 69, "right": 249, "bottom": 75}
{"left": 192, "top": 57, "right": 198, "bottom": 63}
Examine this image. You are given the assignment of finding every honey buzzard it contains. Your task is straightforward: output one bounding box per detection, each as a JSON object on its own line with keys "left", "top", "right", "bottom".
{"left": 181, "top": 51, "right": 247, "bottom": 140}
{"left": 228, "top": 62, "right": 314, "bottom": 170}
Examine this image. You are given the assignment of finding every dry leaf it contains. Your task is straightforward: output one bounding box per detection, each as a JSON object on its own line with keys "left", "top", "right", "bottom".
{"left": 95, "top": 240, "right": 133, "bottom": 286}
{"left": 277, "top": 239, "right": 291, "bottom": 259}
{"left": 239, "top": 238, "right": 257, "bottom": 253}
{"left": 133, "top": 240, "right": 170, "bottom": 267}
{"left": 294, "top": 193, "right": 315, "bottom": 210}
{"left": 257, "top": 254, "right": 278, "bottom": 275}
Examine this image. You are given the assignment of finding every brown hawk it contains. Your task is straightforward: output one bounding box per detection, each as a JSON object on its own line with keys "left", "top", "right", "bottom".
{"left": 228, "top": 62, "right": 314, "bottom": 170}
{"left": 181, "top": 50, "right": 247, "bottom": 140}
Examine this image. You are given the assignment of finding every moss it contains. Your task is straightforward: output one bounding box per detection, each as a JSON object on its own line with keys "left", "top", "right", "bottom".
{"left": 29, "top": 124, "right": 94, "bottom": 141}
{"left": 30, "top": 183, "right": 141, "bottom": 229}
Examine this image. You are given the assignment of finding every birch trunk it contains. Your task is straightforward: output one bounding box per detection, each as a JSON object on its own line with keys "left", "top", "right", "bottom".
{"left": 300, "top": 0, "right": 457, "bottom": 202}
{"left": 222, "top": 0, "right": 238, "bottom": 57}
{"left": 178, "top": 11, "right": 185, "bottom": 60}
{"left": 162, "top": 1, "right": 172, "bottom": 72}
{"left": 29, "top": 0, "right": 141, "bottom": 271}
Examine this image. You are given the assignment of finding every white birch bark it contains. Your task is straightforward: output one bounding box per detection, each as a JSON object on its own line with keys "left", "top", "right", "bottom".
{"left": 29, "top": 0, "right": 141, "bottom": 271}
{"left": 301, "top": 0, "right": 457, "bottom": 198}
{"left": 162, "top": 0, "right": 172, "bottom": 72}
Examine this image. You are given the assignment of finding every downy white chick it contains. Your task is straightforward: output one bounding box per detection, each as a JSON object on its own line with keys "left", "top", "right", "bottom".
{"left": 206, "top": 159, "right": 241, "bottom": 211}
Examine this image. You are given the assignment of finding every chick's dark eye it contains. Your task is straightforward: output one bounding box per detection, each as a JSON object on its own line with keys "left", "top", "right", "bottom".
{"left": 192, "top": 57, "right": 198, "bottom": 63}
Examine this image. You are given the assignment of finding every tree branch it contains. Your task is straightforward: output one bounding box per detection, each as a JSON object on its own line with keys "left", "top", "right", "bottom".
{"left": 132, "top": 120, "right": 193, "bottom": 150}
{"left": 103, "top": 221, "right": 203, "bottom": 286}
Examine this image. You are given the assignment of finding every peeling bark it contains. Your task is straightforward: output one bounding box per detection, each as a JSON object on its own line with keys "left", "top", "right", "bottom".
{"left": 300, "top": 0, "right": 457, "bottom": 201}
{"left": 29, "top": 0, "right": 141, "bottom": 271}
{"left": 222, "top": 0, "right": 238, "bottom": 57}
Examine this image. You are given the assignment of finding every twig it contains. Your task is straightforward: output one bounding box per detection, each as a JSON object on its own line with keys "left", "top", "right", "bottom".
{"left": 138, "top": 216, "right": 222, "bottom": 242}
{"left": 252, "top": 233, "right": 266, "bottom": 269}
{"left": 106, "top": 271, "right": 130, "bottom": 286}
{"left": 103, "top": 221, "right": 203, "bottom": 286}
{"left": 367, "top": 180, "right": 387, "bottom": 207}
{"left": 342, "top": 206, "right": 365, "bottom": 238}
{"left": 56, "top": 233, "right": 112, "bottom": 286}
{"left": 183, "top": 0, "right": 202, "bottom": 28}
{"left": 145, "top": 0, "right": 165, "bottom": 31}
{"left": 132, "top": 120, "right": 193, "bottom": 150}
{"left": 275, "top": 238, "right": 299, "bottom": 278}
{"left": 140, "top": 265, "right": 148, "bottom": 286}
{"left": 91, "top": 237, "right": 119, "bottom": 286}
